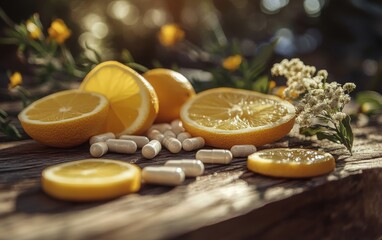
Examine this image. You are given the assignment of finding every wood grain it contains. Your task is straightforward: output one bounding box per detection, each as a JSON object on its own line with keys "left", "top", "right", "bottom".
{"left": 0, "top": 122, "right": 381, "bottom": 240}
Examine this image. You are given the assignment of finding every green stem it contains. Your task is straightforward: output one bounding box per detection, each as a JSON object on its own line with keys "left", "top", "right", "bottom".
{"left": 0, "top": 7, "right": 15, "bottom": 27}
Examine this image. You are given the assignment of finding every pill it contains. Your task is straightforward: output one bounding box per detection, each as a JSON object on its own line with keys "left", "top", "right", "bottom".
{"left": 147, "top": 130, "right": 164, "bottom": 143}
{"left": 149, "top": 123, "right": 172, "bottom": 133}
{"left": 142, "top": 140, "right": 162, "bottom": 159}
{"left": 230, "top": 145, "right": 257, "bottom": 157}
{"left": 142, "top": 166, "right": 185, "bottom": 186}
{"left": 163, "top": 130, "right": 176, "bottom": 138}
{"left": 183, "top": 137, "right": 205, "bottom": 151}
{"left": 196, "top": 149, "right": 233, "bottom": 164}
{"left": 171, "top": 119, "right": 185, "bottom": 135}
{"left": 177, "top": 132, "right": 192, "bottom": 143}
{"left": 119, "top": 135, "right": 150, "bottom": 148}
{"left": 106, "top": 139, "right": 137, "bottom": 154}
{"left": 164, "top": 160, "right": 204, "bottom": 177}
{"left": 89, "top": 132, "right": 115, "bottom": 145}
{"left": 162, "top": 137, "right": 182, "bottom": 154}
{"left": 90, "top": 142, "right": 108, "bottom": 158}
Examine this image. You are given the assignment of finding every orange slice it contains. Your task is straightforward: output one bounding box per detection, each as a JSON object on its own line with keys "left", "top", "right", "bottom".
{"left": 41, "top": 159, "right": 141, "bottom": 201}
{"left": 18, "top": 90, "right": 109, "bottom": 148}
{"left": 80, "top": 61, "right": 159, "bottom": 135}
{"left": 180, "top": 87, "right": 296, "bottom": 148}
{"left": 247, "top": 148, "right": 335, "bottom": 178}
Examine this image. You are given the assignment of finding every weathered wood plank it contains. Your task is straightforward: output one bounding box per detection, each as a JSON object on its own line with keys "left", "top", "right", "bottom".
{"left": 0, "top": 122, "right": 381, "bottom": 240}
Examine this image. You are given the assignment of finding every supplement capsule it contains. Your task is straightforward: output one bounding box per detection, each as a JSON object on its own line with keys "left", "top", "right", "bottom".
{"left": 171, "top": 119, "right": 185, "bottom": 135}
{"left": 196, "top": 149, "right": 233, "bottom": 164}
{"left": 147, "top": 130, "right": 164, "bottom": 143}
{"left": 162, "top": 137, "right": 182, "bottom": 154}
{"left": 142, "top": 166, "right": 185, "bottom": 186}
{"left": 177, "top": 132, "right": 192, "bottom": 143}
{"left": 183, "top": 137, "right": 205, "bottom": 151}
{"left": 142, "top": 140, "right": 162, "bottom": 159}
{"left": 119, "top": 135, "right": 149, "bottom": 148}
{"left": 163, "top": 130, "right": 176, "bottom": 138}
{"left": 90, "top": 142, "right": 108, "bottom": 158}
{"left": 149, "top": 123, "right": 172, "bottom": 133}
{"left": 89, "top": 132, "right": 115, "bottom": 145}
{"left": 230, "top": 145, "right": 257, "bottom": 158}
{"left": 165, "top": 160, "right": 204, "bottom": 177}
{"left": 106, "top": 139, "right": 137, "bottom": 154}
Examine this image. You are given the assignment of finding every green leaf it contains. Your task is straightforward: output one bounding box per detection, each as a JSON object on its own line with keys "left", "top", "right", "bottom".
{"left": 316, "top": 132, "right": 340, "bottom": 143}
{"left": 125, "top": 62, "right": 149, "bottom": 73}
{"left": 249, "top": 38, "right": 277, "bottom": 71}
{"left": 341, "top": 115, "right": 354, "bottom": 149}
{"left": 251, "top": 75, "right": 269, "bottom": 93}
{"left": 299, "top": 125, "right": 327, "bottom": 136}
{"left": 356, "top": 91, "right": 382, "bottom": 107}
{"left": 84, "top": 42, "right": 102, "bottom": 64}
{"left": 0, "top": 109, "right": 8, "bottom": 119}
{"left": 121, "top": 49, "right": 134, "bottom": 63}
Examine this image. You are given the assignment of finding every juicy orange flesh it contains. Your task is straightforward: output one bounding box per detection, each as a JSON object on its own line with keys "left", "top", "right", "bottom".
{"left": 188, "top": 92, "right": 290, "bottom": 130}
{"left": 26, "top": 92, "right": 101, "bottom": 122}
{"left": 255, "top": 149, "right": 331, "bottom": 164}
{"left": 53, "top": 161, "right": 130, "bottom": 179}
{"left": 82, "top": 66, "right": 141, "bottom": 133}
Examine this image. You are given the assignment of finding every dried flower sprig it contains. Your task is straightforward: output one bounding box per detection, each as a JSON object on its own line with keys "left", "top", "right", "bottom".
{"left": 271, "top": 58, "right": 356, "bottom": 154}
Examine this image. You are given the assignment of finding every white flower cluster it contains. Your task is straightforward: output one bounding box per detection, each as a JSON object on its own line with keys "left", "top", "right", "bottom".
{"left": 271, "top": 58, "right": 356, "bottom": 128}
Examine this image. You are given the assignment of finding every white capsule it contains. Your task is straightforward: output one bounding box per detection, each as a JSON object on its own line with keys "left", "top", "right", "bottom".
{"left": 163, "top": 130, "right": 176, "bottom": 138}
{"left": 162, "top": 137, "right": 182, "bottom": 154}
{"left": 177, "top": 132, "right": 192, "bottom": 143}
{"left": 106, "top": 139, "right": 137, "bottom": 154}
{"left": 230, "top": 145, "right": 257, "bottom": 158}
{"left": 196, "top": 149, "right": 233, "bottom": 164}
{"left": 165, "top": 160, "right": 204, "bottom": 177}
{"left": 183, "top": 137, "right": 205, "bottom": 151}
{"left": 171, "top": 119, "right": 185, "bottom": 135}
{"left": 142, "top": 140, "right": 162, "bottom": 159}
{"left": 90, "top": 142, "right": 108, "bottom": 158}
{"left": 119, "top": 135, "right": 149, "bottom": 148}
{"left": 142, "top": 166, "right": 185, "bottom": 186}
{"left": 147, "top": 129, "right": 164, "bottom": 143}
{"left": 89, "top": 132, "right": 115, "bottom": 145}
{"left": 148, "top": 123, "right": 172, "bottom": 133}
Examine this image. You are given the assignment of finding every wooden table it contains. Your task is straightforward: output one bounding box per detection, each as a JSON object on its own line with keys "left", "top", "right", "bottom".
{"left": 0, "top": 121, "right": 381, "bottom": 240}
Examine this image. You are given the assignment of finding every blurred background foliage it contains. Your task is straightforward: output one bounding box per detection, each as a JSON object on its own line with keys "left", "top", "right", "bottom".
{"left": 0, "top": 0, "right": 381, "bottom": 92}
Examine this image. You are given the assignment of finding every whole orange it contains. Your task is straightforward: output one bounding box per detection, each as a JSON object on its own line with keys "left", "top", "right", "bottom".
{"left": 143, "top": 69, "right": 195, "bottom": 123}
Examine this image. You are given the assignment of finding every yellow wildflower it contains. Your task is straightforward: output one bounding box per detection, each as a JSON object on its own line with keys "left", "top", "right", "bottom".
{"left": 269, "top": 80, "right": 276, "bottom": 90}
{"left": 8, "top": 72, "right": 22, "bottom": 90}
{"left": 158, "top": 24, "right": 185, "bottom": 47}
{"left": 48, "top": 19, "right": 71, "bottom": 44}
{"left": 222, "top": 55, "right": 243, "bottom": 71}
{"left": 26, "top": 20, "right": 42, "bottom": 40}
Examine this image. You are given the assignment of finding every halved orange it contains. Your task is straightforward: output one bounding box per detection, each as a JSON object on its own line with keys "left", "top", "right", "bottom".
{"left": 180, "top": 88, "right": 296, "bottom": 148}
{"left": 42, "top": 159, "right": 141, "bottom": 201}
{"left": 18, "top": 90, "right": 109, "bottom": 148}
{"left": 80, "top": 61, "right": 159, "bottom": 135}
{"left": 247, "top": 148, "right": 335, "bottom": 178}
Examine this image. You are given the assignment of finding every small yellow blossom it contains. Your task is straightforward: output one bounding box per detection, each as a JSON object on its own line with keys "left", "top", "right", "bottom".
{"left": 158, "top": 24, "right": 185, "bottom": 47}
{"left": 48, "top": 19, "right": 71, "bottom": 44}
{"left": 26, "top": 20, "right": 42, "bottom": 40}
{"left": 8, "top": 72, "right": 22, "bottom": 90}
{"left": 269, "top": 80, "right": 276, "bottom": 90}
{"left": 222, "top": 55, "right": 243, "bottom": 71}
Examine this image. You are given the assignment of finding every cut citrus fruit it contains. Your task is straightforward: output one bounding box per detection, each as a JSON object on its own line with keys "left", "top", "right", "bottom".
{"left": 80, "top": 61, "right": 159, "bottom": 135}
{"left": 247, "top": 148, "right": 335, "bottom": 178}
{"left": 18, "top": 90, "right": 109, "bottom": 148}
{"left": 143, "top": 68, "right": 195, "bottom": 123}
{"left": 41, "top": 159, "right": 141, "bottom": 201}
{"left": 180, "top": 87, "right": 296, "bottom": 148}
